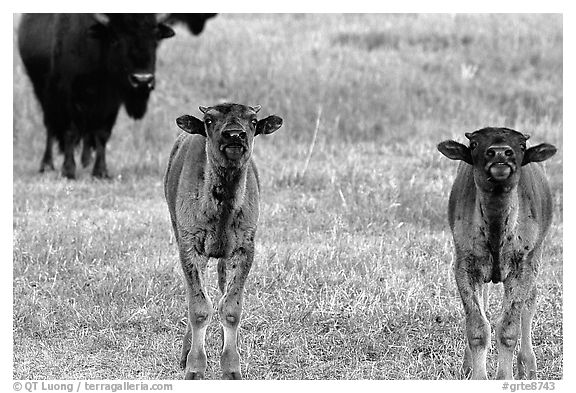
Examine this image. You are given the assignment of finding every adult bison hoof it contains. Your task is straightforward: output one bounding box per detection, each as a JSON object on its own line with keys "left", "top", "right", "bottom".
{"left": 92, "top": 168, "right": 111, "bottom": 179}
{"left": 61, "top": 168, "right": 76, "bottom": 179}
{"left": 222, "top": 371, "right": 242, "bottom": 380}
{"left": 184, "top": 371, "right": 205, "bottom": 380}
{"left": 39, "top": 161, "right": 55, "bottom": 173}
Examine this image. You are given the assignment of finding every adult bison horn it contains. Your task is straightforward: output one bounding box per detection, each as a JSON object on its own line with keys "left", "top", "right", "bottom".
{"left": 156, "top": 13, "right": 170, "bottom": 23}
{"left": 93, "top": 13, "right": 110, "bottom": 25}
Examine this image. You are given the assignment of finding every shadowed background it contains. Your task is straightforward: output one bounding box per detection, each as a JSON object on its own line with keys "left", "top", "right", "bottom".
{"left": 13, "top": 13, "right": 562, "bottom": 379}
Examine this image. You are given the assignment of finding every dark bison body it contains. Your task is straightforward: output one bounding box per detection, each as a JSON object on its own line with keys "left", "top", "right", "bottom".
{"left": 18, "top": 13, "right": 175, "bottom": 179}
{"left": 166, "top": 14, "right": 217, "bottom": 35}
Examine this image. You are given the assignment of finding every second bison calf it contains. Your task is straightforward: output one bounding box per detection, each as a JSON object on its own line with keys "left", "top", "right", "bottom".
{"left": 164, "top": 103, "right": 283, "bottom": 379}
{"left": 438, "top": 127, "right": 556, "bottom": 380}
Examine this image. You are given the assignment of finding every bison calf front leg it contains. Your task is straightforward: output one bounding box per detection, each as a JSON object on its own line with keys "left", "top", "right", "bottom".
{"left": 217, "top": 248, "right": 253, "bottom": 380}
{"left": 496, "top": 273, "right": 536, "bottom": 380}
{"left": 455, "top": 260, "right": 490, "bottom": 380}
{"left": 180, "top": 251, "right": 212, "bottom": 380}
{"left": 517, "top": 287, "right": 538, "bottom": 380}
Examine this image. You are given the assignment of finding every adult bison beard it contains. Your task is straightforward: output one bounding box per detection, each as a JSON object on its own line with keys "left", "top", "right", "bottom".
{"left": 123, "top": 88, "right": 151, "bottom": 120}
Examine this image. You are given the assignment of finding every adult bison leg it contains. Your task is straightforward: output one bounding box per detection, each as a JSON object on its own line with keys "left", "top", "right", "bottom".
{"left": 496, "top": 269, "right": 536, "bottom": 380}
{"left": 40, "top": 105, "right": 66, "bottom": 173}
{"left": 179, "top": 247, "right": 212, "bottom": 380}
{"left": 92, "top": 133, "right": 110, "bottom": 178}
{"left": 92, "top": 112, "right": 117, "bottom": 178}
{"left": 40, "top": 130, "right": 55, "bottom": 172}
{"left": 517, "top": 286, "right": 538, "bottom": 379}
{"left": 218, "top": 247, "right": 254, "bottom": 380}
{"left": 455, "top": 255, "right": 490, "bottom": 380}
{"left": 81, "top": 134, "right": 93, "bottom": 168}
{"left": 61, "top": 127, "right": 78, "bottom": 179}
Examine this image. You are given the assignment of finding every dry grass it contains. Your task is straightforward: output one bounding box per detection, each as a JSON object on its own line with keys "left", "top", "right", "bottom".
{"left": 13, "top": 13, "right": 562, "bottom": 379}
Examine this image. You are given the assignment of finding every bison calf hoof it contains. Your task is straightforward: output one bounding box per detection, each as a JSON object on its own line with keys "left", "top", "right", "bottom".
{"left": 460, "top": 364, "right": 472, "bottom": 380}
{"left": 184, "top": 371, "right": 205, "bottom": 380}
{"left": 222, "top": 371, "right": 242, "bottom": 380}
{"left": 517, "top": 353, "right": 537, "bottom": 380}
{"left": 179, "top": 355, "right": 188, "bottom": 371}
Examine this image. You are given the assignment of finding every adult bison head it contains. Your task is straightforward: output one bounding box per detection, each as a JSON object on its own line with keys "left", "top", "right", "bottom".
{"left": 89, "top": 13, "right": 175, "bottom": 119}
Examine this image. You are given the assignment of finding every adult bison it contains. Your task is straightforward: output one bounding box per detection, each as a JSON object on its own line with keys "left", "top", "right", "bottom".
{"left": 18, "top": 14, "right": 175, "bottom": 179}
{"left": 166, "top": 14, "right": 217, "bottom": 35}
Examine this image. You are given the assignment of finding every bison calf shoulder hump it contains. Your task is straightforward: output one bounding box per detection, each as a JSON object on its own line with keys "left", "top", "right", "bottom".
{"left": 438, "top": 127, "right": 557, "bottom": 380}
{"left": 164, "top": 103, "right": 283, "bottom": 380}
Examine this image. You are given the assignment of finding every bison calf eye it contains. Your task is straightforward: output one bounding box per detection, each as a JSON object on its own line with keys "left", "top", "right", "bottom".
{"left": 251, "top": 119, "right": 257, "bottom": 127}
{"left": 470, "top": 141, "right": 478, "bottom": 149}
{"left": 205, "top": 119, "right": 212, "bottom": 126}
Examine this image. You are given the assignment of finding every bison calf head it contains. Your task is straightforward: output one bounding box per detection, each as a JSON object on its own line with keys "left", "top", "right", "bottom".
{"left": 438, "top": 127, "right": 556, "bottom": 193}
{"left": 89, "top": 13, "right": 175, "bottom": 118}
{"left": 176, "top": 103, "right": 283, "bottom": 168}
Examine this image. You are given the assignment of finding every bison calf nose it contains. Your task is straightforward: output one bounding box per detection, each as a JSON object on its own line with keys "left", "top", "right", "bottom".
{"left": 222, "top": 130, "right": 247, "bottom": 141}
{"left": 128, "top": 73, "right": 155, "bottom": 90}
{"left": 487, "top": 146, "right": 514, "bottom": 159}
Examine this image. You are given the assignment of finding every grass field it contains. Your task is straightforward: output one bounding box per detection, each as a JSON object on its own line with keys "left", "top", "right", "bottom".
{"left": 12, "top": 14, "right": 563, "bottom": 379}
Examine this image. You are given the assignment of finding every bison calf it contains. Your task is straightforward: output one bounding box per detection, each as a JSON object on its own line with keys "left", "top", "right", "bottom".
{"left": 438, "top": 127, "right": 556, "bottom": 380}
{"left": 164, "top": 103, "right": 283, "bottom": 379}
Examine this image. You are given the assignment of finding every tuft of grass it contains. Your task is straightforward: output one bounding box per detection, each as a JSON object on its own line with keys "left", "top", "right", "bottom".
{"left": 13, "top": 14, "right": 562, "bottom": 379}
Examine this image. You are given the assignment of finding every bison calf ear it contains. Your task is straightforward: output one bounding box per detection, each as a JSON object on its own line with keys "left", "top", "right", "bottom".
{"left": 437, "top": 140, "right": 472, "bottom": 164}
{"left": 176, "top": 115, "right": 206, "bottom": 136}
{"left": 158, "top": 24, "right": 175, "bottom": 39}
{"left": 522, "top": 143, "right": 557, "bottom": 165}
{"left": 256, "top": 115, "right": 283, "bottom": 136}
